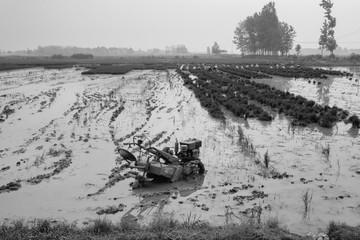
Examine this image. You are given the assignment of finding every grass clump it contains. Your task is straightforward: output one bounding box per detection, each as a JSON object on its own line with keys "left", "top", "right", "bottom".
{"left": 264, "top": 150, "right": 270, "bottom": 168}
{"left": 147, "top": 213, "right": 178, "bottom": 232}
{"left": 265, "top": 217, "right": 280, "bottom": 229}
{"left": 327, "top": 221, "right": 360, "bottom": 240}
{"left": 86, "top": 218, "right": 113, "bottom": 235}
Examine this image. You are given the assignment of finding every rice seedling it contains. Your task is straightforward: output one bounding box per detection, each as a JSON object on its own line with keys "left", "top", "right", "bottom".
{"left": 238, "top": 125, "right": 244, "bottom": 141}
{"left": 34, "top": 151, "right": 45, "bottom": 168}
{"left": 264, "top": 150, "right": 270, "bottom": 168}
{"left": 321, "top": 143, "right": 330, "bottom": 161}
{"left": 302, "top": 189, "right": 313, "bottom": 218}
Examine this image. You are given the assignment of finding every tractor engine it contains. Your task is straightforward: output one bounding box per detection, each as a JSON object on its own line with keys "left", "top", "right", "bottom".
{"left": 176, "top": 138, "right": 202, "bottom": 162}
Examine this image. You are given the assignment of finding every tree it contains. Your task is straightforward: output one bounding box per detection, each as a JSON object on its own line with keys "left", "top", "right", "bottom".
{"left": 233, "top": 1, "right": 295, "bottom": 55}
{"left": 295, "top": 44, "right": 301, "bottom": 56}
{"left": 207, "top": 46, "right": 211, "bottom": 54}
{"left": 319, "top": 20, "right": 328, "bottom": 56}
{"left": 256, "top": 2, "right": 281, "bottom": 54}
{"left": 279, "top": 22, "right": 296, "bottom": 55}
{"left": 212, "top": 42, "right": 220, "bottom": 54}
{"left": 326, "top": 32, "right": 337, "bottom": 56}
{"left": 233, "top": 20, "right": 249, "bottom": 54}
{"left": 319, "top": 0, "right": 337, "bottom": 56}
{"left": 233, "top": 15, "right": 258, "bottom": 54}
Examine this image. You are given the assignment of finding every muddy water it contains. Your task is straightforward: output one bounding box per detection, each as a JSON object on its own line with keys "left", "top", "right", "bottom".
{"left": 0, "top": 67, "right": 359, "bottom": 235}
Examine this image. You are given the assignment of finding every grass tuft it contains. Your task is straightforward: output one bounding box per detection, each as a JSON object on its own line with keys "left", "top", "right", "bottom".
{"left": 181, "top": 212, "right": 202, "bottom": 228}
{"left": 265, "top": 217, "right": 280, "bottom": 229}
{"left": 147, "top": 212, "right": 178, "bottom": 232}
{"left": 35, "top": 219, "right": 52, "bottom": 234}
{"left": 87, "top": 218, "right": 113, "bottom": 235}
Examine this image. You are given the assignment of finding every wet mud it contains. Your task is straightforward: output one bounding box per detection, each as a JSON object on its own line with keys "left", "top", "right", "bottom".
{"left": 0, "top": 67, "right": 359, "bottom": 235}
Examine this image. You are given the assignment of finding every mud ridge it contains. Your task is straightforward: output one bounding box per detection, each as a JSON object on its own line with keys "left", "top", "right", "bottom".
{"left": 26, "top": 150, "right": 73, "bottom": 185}
{"left": 0, "top": 180, "right": 21, "bottom": 194}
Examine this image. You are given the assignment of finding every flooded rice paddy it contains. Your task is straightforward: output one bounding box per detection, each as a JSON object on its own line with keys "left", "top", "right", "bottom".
{"left": 0, "top": 66, "right": 359, "bottom": 235}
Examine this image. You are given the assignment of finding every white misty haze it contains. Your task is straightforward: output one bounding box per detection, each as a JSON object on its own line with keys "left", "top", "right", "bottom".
{"left": 1, "top": 0, "right": 360, "bottom": 52}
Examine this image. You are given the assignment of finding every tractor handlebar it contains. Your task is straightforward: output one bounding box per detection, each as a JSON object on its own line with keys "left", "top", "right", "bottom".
{"left": 121, "top": 136, "right": 151, "bottom": 150}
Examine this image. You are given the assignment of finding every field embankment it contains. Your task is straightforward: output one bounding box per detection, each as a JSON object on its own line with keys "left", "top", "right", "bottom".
{"left": 0, "top": 54, "right": 359, "bottom": 72}
{"left": 0, "top": 217, "right": 305, "bottom": 240}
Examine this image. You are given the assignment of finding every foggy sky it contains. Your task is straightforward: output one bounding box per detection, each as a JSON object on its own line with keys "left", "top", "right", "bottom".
{"left": 1, "top": 0, "right": 360, "bottom": 52}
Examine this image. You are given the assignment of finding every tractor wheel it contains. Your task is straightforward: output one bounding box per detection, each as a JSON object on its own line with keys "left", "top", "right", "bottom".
{"left": 198, "top": 162, "right": 205, "bottom": 174}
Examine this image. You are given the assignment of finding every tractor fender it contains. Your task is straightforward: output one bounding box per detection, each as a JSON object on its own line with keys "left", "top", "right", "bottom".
{"left": 170, "top": 165, "right": 184, "bottom": 183}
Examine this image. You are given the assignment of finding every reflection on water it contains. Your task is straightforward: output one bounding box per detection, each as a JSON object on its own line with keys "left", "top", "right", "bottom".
{"left": 254, "top": 66, "right": 360, "bottom": 116}
{"left": 316, "top": 81, "right": 330, "bottom": 105}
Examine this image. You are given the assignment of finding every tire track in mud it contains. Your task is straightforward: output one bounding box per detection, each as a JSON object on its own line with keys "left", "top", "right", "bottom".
{"left": 65, "top": 88, "right": 123, "bottom": 142}
{"left": 0, "top": 86, "right": 62, "bottom": 124}
{"left": 25, "top": 86, "right": 127, "bottom": 196}
{"left": 4, "top": 118, "right": 58, "bottom": 159}
{"left": 1, "top": 88, "right": 93, "bottom": 193}
{"left": 109, "top": 105, "right": 125, "bottom": 144}
{"left": 155, "top": 132, "right": 175, "bottom": 147}
{"left": 86, "top": 100, "right": 135, "bottom": 197}
{"left": 26, "top": 149, "right": 73, "bottom": 184}
{"left": 4, "top": 86, "right": 126, "bottom": 193}
{"left": 115, "top": 100, "right": 156, "bottom": 144}
{"left": 87, "top": 75, "right": 173, "bottom": 197}
{"left": 82, "top": 84, "right": 132, "bottom": 197}
{"left": 87, "top": 102, "right": 156, "bottom": 196}
{"left": 1, "top": 72, "right": 128, "bottom": 195}
{"left": 112, "top": 81, "right": 159, "bottom": 145}
{"left": 0, "top": 91, "right": 76, "bottom": 192}
{"left": 86, "top": 73, "right": 185, "bottom": 198}
{"left": 8, "top": 85, "right": 82, "bottom": 156}
{"left": 86, "top": 129, "right": 171, "bottom": 197}
{"left": 0, "top": 141, "right": 74, "bottom": 194}
{"left": 65, "top": 89, "right": 120, "bottom": 126}
{"left": 36, "top": 87, "right": 62, "bottom": 113}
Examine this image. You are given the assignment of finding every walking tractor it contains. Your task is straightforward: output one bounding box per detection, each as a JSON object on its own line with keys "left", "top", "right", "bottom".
{"left": 118, "top": 135, "right": 205, "bottom": 188}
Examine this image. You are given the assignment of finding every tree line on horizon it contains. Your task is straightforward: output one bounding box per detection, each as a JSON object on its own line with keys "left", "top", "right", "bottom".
{"left": 0, "top": 45, "right": 191, "bottom": 57}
